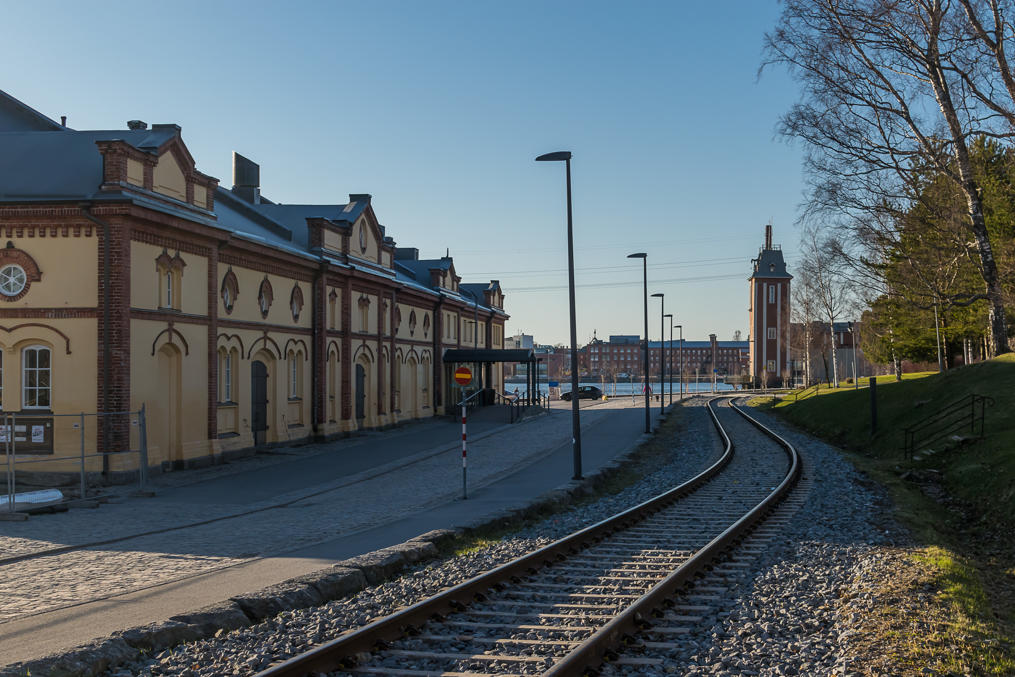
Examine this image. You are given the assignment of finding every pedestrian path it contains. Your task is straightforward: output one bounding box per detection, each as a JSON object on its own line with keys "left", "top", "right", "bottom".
{"left": 0, "top": 398, "right": 653, "bottom": 666}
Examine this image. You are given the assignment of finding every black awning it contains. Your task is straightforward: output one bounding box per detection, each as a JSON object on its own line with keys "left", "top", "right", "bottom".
{"left": 443, "top": 348, "right": 534, "bottom": 363}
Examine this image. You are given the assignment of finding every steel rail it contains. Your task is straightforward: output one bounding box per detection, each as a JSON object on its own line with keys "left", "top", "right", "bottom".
{"left": 253, "top": 397, "right": 773, "bottom": 677}
{"left": 543, "top": 397, "right": 801, "bottom": 675}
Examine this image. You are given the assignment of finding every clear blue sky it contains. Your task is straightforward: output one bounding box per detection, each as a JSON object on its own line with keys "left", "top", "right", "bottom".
{"left": 1, "top": 1, "right": 804, "bottom": 345}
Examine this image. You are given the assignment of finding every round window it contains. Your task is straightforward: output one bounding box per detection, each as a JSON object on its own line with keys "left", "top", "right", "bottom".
{"left": 0, "top": 264, "right": 27, "bottom": 297}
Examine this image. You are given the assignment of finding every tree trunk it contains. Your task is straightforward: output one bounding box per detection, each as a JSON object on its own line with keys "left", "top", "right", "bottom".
{"left": 828, "top": 322, "right": 839, "bottom": 388}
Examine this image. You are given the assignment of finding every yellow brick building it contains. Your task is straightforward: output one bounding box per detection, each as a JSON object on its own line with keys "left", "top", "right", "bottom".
{"left": 0, "top": 90, "right": 507, "bottom": 474}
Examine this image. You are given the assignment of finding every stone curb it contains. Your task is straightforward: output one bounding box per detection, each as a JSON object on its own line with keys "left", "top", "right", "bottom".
{"left": 0, "top": 403, "right": 681, "bottom": 677}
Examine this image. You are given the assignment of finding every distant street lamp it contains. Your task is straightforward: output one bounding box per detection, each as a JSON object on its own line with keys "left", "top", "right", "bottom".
{"left": 628, "top": 252, "right": 650, "bottom": 433}
{"left": 848, "top": 321, "right": 858, "bottom": 389}
{"left": 675, "top": 324, "right": 683, "bottom": 400}
{"left": 651, "top": 293, "right": 665, "bottom": 417}
{"left": 536, "top": 150, "right": 582, "bottom": 479}
{"left": 664, "top": 313, "right": 673, "bottom": 405}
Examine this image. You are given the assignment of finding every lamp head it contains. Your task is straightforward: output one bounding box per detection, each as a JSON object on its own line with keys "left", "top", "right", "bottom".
{"left": 651, "top": 293, "right": 664, "bottom": 298}
{"left": 663, "top": 313, "right": 673, "bottom": 319}
{"left": 535, "top": 151, "right": 572, "bottom": 162}
{"left": 627, "top": 252, "right": 647, "bottom": 259}
{"left": 674, "top": 324, "right": 682, "bottom": 329}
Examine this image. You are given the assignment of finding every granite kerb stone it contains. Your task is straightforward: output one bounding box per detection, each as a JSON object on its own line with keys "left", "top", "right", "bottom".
{"left": 0, "top": 637, "right": 137, "bottom": 677}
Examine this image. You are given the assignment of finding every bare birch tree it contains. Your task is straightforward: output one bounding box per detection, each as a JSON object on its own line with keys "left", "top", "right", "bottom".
{"left": 765, "top": 0, "right": 1012, "bottom": 356}
{"left": 799, "top": 226, "right": 853, "bottom": 387}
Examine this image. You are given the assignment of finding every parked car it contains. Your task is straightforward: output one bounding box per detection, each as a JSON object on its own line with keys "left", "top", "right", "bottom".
{"left": 560, "top": 385, "right": 603, "bottom": 401}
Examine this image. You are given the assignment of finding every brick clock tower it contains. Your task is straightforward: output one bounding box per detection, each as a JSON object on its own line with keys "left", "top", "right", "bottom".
{"left": 749, "top": 225, "right": 792, "bottom": 388}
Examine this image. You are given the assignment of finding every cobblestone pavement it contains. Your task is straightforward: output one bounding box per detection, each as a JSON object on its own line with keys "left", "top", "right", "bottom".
{"left": 0, "top": 401, "right": 633, "bottom": 624}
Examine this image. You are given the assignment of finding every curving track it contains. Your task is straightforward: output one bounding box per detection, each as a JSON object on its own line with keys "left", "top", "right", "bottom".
{"left": 255, "top": 398, "right": 801, "bottom": 677}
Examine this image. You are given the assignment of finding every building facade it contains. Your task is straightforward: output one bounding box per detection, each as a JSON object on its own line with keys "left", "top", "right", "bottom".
{"left": 0, "top": 90, "right": 507, "bottom": 473}
{"left": 584, "top": 335, "right": 748, "bottom": 379}
{"left": 748, "top": 225, "right": 792, "bottom": 387}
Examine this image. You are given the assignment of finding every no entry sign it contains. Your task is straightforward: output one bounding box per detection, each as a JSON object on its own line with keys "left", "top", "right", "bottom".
{"left": 454, "top": 366, "right": 473, "bottom": 386}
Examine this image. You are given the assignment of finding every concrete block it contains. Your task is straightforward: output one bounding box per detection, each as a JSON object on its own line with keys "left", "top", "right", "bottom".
{"left": 169, "top": 599, "right": 251, "bottom": 634}
{"left": 117, "top": 620, "right": 203, "bottom": 651}
{"left": 384, "top": 540, "right": 437, "bottom": 564}
{"left": 408, "top": 528, "right": 461, "bottom": 549}
{"left": 230, "top": 580, "right": 322, "bottom": 622}
{"left": 6, "top": 637, "right": 137, "bottom": 677}
{"left": 293, "top": 566, "right": 366, "bottom": 601}
{"left": 334, "top": 547, "right": 407, "bottom": 585}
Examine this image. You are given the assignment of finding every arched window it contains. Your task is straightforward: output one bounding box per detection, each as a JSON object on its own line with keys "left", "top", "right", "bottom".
{"left": 290, "top": 284, "right": 304, "bottom": 322}
{"left": 22, "top": 345, "right": 51, "bottom": 409}
{"left": 156, "top": 250, "right": 185, "bottom": 310}
{"left": 219, "top": 348, "right": 237, "bottom": 402}
{"left": 258, "top": 277, "right": 273, "bottom": 318}
{"left": 221, "top": 269, "right": 239, "bottom": 314}
{"left": 288, "top": 350, "right": 302, "bottom": 398}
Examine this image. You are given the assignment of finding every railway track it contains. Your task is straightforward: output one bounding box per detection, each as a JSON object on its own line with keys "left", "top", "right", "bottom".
{"left": 255, "top": 397, "right": 801, "bottom": 677}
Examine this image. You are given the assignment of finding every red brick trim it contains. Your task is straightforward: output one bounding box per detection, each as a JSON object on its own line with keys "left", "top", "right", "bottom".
{"left": 216, "top": 332, "right": 246, "bottom": 354}
{"left": 150, "top": 325, "right": 190, "bottom": 356}
{"left": 219, "top": 252, "right": 314, "bottom": 282}
{"left": 0, "top": 307, "right": 97, "bottom": 319}
{"left": 0, "top": 322, "right": 73, "bottom": 353}
{"left": 0, "top": 243, "right": 43, "bottom": 302}
{"left": 0, "top": 224, "right": 95, "bottom": 238}
{"left": 131, "top": 229, "right": 211, "bottom": 257}
{"left": 247, "top": 333, "right": 283, "bottom": 360}
{"left": 130, "top": 308, "right": 209, "bottom": 325}
{"left": 217, "top": 317, "right": 313, "bottom": 335}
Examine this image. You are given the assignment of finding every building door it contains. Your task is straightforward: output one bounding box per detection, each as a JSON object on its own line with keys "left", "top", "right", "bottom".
{"left": 157, "top": 344, "right": 183, "bottom": 469}
{"left": 251, "top": 360, "right": 269, "bottom": 445}
{"left": 355, "top": 363, "right": 366, "bottom": 424}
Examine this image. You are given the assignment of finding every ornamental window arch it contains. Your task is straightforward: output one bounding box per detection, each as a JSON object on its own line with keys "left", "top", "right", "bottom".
{"left": 155, "top": 250, "right": 186, "bottom": 310}
{"left": 290, "top": 284, "right": 304, "bottom": 322}
{"left": 220, "top": 268, "right": 239, "bottom": 314}
{"left": 257, "top": 277, "right": 274, "bottom": 318}
{"left": 0, "top": 244, "right": 42, "bottom": 302}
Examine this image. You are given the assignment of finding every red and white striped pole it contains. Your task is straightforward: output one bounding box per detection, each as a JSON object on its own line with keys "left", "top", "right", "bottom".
{"left": 461, "top": 402, "right": 468, "bottom": 499}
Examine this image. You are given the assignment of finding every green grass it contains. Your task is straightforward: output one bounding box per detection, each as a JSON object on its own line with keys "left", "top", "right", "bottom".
{"left": 754, "top": 354, "right": 1015, "bottom": 673}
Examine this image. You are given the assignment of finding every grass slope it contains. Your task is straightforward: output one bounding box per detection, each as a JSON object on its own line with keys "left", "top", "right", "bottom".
{"left": 755, "top": 354, "right": 1015, "bottom": 674}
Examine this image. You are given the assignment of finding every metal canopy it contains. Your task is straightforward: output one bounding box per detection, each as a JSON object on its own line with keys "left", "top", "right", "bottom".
{"left": 443, "top": 348, "right": 534, "bottom": 363}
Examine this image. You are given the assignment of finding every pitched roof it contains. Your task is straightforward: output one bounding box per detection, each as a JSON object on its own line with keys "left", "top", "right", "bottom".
{"left": 0, "top": 89, "right": 64, "bottom": 132}
{"left": 0, "top": 128, "right": 180, "bottom": 200}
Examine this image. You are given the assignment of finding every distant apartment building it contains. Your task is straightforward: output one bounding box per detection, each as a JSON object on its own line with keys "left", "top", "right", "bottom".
{"left": 584, "top": 334, "right": 748, "bottom": 379}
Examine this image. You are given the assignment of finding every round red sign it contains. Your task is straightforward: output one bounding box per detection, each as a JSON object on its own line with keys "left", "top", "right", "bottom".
{"left": 454, "top": 366, "right": 472, "bottom": 386}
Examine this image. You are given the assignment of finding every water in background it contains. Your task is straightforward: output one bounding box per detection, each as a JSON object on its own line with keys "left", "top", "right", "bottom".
{"left": 510, "top": 380, "right": 737, "bottom": 398}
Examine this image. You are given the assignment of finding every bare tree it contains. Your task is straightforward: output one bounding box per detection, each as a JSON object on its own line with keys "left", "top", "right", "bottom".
{"left": 765, "top": 0, "right": 1011, "bottom": 356}
{"left": 799, "top": 226, "right": 853, "bottom": 387}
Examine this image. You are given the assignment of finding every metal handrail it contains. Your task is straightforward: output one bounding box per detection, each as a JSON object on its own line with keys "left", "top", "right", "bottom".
{"left": 902, "top": 393, "right": 994, "bottom": 459}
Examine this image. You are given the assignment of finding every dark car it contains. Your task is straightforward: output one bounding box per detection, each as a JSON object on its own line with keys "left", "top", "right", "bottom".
{"left": 560, "top": 385, "right": 603, "bottom": 401}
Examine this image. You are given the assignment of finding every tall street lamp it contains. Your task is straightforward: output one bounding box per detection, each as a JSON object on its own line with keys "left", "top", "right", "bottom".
{"left": 651, "top": 293, "right": 665, "bottom": 417}
{"left": 664, "top": 313, "right": 673, "bottom": 405}
{"left": 536, "top": 151, "right": 582, "bottom": 480}
{"left": 674, "top": 324, "right": 683, "bottom": 401}
{"left": 628, "top": 252, "right": 650, "bottom": 433}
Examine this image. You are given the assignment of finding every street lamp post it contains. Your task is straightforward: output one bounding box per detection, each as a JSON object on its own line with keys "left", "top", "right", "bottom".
{"left": 628, "top": 252, "right": 650, "bottom": 433}
{"left": 849, "top": 321, "right": 858, "bottom": 390}
{"left": 664, "top": 313, "right": 673, "bottom": 405}
{"left": 651, "top": 293, "right": 664, "bottom": 417}
{"left": 536, "top": 151, "right": 582, "bottom": 479}
{"left": 675, "top": 324, "right": 683, "bottom": 400}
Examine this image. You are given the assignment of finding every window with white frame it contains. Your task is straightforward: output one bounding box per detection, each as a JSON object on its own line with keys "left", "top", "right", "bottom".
{"left": 22, "top": 345, "right": 51, "bottom": 409}
{"left": 289, "top": 350, "right": 302, "bottom": 398}
{"left": 220, "top": 349, "right": 233, "bottom": 402}
{"left": 767, "top": 327, "right": 777, "bottom": 340}
{"left": 768, "top": 286, "right": 775, "bottom": 303}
